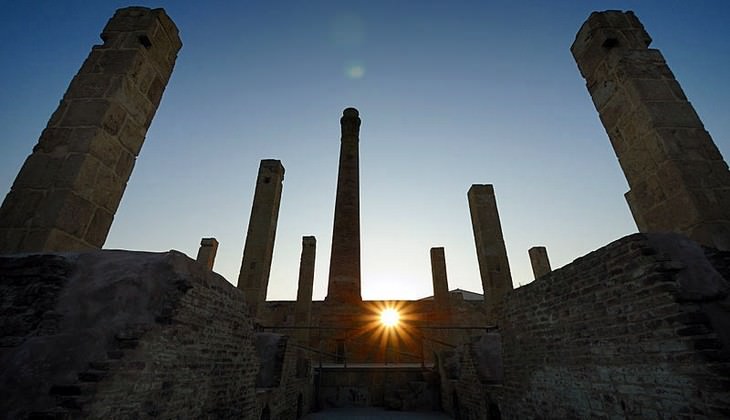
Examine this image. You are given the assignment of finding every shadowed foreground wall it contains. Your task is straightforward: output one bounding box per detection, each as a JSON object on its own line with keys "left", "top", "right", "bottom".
{"left": 442, "top": 233, "right": 730, "bottom": 419}
{"left": 0, "top": 250, "right": 258, "bottom": 419}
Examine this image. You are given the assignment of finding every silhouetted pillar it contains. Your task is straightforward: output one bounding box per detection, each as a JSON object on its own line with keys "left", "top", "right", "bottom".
{"left": 196, "top": 237, "right": 219, "bottom": 270}
{"left": 528, "top": 246, "right": 551, "bottom": 279}
{"left": 295, "top": 236, "right": 316, "bottom": 342}
{"left": 0, "top": 7, "right": 181, "bottom": 253}
{"left": 468, "top": 184, "right": 513, "bottom": 315}
{"left": 430, "top": 247, "right": 450, "bottom": 307}
{"left": 237, "top": 159, "right": 285, "bottom": 318}
{"left": 572, "top": 11, "right": 730, "bottom": 250}
{"left": 326, "top": 108, "right": 362, "bottom": 304}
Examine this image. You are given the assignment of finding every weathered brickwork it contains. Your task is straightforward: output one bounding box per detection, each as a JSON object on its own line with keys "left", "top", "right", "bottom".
{"left": 196, "top": 236, "right": 219, "bottom": 270}
{"left": 238, "top": 159, "right": 285, "bottom": 319}
{"left": 468, "top": 184, "right": 513, "bottom": 319}
{"left": 442, "top": 233, "right": 730, "bottom": 419}
{"left": 294, "top": 236, "right": 317, "bottom": 343}
{"left": 572, "top": 11, "right": 730, "bottom": 250}
{"left": 255, "top": 334, "right": 315, "bottom": 419}
{"left": 528, "top": 245, "right": 551, "bottom": 279}
{"left": 327, "top": 108, "right": 363, "bottom": 303}
{"left": 0, "top": 7, "right": 181, "bottom": 253}
{"left": 0, "top": 250, "right": 259, "bottom": 419}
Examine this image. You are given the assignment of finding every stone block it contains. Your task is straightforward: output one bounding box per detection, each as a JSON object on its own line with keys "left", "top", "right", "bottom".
{"left": 11, "top": 153, "right": 64, "bottom": 190}
{"left": 89, "top": 49, "right": 144, "bottom": 76}
{"left": 117, "top": 118, "right": 146, "bottom": 156}
{"left": 42, "top": 190, "right": 95, "bottom": 237}
{"left": 84, "top": 208, "right": 114, "bottom": 246}
{"left": 65, "top": 73, "right": 117, "bottom": 100}
{"left": 92, "top": 165, "right": 125, "bottom": 213}
{"left": 640, "top": 101, "right": 704, "bottom": 130}
{"left": 34, "top": 127, "right": 73, "bottom": 155}
{"left": 54, "top": 154, "right": 101, "bottom": 198}
{"left": 0, "top": 190, "right": 45, "bottom": 228}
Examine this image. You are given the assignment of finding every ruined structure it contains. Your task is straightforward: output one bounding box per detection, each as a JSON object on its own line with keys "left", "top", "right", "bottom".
{"left": 572, "top": 10, "right": 730, "bottom": 251}
{"left": 429, "top": 247, "right": 451, "bottom": 309}
{"left": 1, "top": 7, "right": 729, "bottom": 420}
{"left": 326, "top": 108, "right": 363, "bottom": 304}
{"left": 294, "top": 236, "right": 316, "bottom": 342}
{"left": 468, "top": 184, "right": 513, "bottom": 317}
{"left": 0, "top": 7, "right": 181, "bottom": 253}
{"left": 528, "top": 246, "right": 551, "bottom": 279}
{"left": 237, "top": 159, "right": 285, "bottom": 318}
{"left": 196, "top": 237, "right": 219, "bottom": 270}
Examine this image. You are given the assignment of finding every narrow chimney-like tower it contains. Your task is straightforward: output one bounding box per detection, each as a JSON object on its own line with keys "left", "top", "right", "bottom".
{"left": 468, "top": 184, "right": 513, "bottom": 315}
{"left": 572, "top": 11, "right": 730, "bottom": 250}
{"left": 294, "top": 236, "right": 316, "bottom": 342}
{"left": 0, "top": 7, "right": 181, "bottom": 253}
{"left": 196, "top": 237, "right": 219, "bottom": 270}
{"left": 237, "top": 159, "right": 285, "bottom": 318}
{"left": 326, "top": 108, "right": 362, "bottom": 303}
{"left": 528, "top": 246, "right": 551, "bottom": 279}
{"left": 430, "top": 247, "right": 450, "bottom": 307}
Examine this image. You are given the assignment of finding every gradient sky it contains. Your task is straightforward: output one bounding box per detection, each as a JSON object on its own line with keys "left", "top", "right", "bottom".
{"left": 1, "top": 1, "right": 728, "bottom": 301}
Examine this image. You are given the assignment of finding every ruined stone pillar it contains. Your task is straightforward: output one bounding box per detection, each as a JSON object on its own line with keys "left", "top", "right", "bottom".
{"left": 0, "top": 7, "right": 181, "bottom": 253}
{"left": 572, "top": 11, "right": 730, "bottom": 250}
{"left": 528, "top": 246, "right": 551, "bottom": 279}
{"left": 294, "top": 236, "right": 316, "bottom": 342}
{"left": 237, "top": 160, "right": 285, "bottom": 318}
{"left": 326, "top": 108, "right": 362, "bottom": 304}
{"left": 430, "top": 247, "right": 450, "bottom": 306}
{"left": 468, "top": 184, "right": 513, "bottom": 313}
{"left": 196, "top": 237, "right": 219, "bottom": 270}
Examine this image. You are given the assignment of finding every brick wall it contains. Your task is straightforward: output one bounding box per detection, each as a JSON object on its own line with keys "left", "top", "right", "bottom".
{"left": 442, "top": 233, "right": 730, "bottom": 419}
{"left": 0, "top": 250, "right": 258, "bottom": 419}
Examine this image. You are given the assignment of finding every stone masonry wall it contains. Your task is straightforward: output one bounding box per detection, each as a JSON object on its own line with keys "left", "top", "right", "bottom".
{"left": 0, "top": 250, "right": 258, "bottom": 419}
{"left": 256, "top": 335, "right": 315, "bottom": 419}
{"left": 443, "top": 233, "right": 730, "bottom": 419}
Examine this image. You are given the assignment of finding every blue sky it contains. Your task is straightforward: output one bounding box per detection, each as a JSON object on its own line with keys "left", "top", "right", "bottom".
{"left": 1, "top": 1, "right": 728, "bottom": 300}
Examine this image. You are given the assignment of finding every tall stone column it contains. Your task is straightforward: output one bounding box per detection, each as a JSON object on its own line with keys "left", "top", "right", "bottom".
{"left": 237, "top": 159, "right": 285, "bottom": 318}
{"left": 528, "top": 246, "right": 551, "bottom": 279}
{"left": 430, "top": 247, "right": 450, "bottom": 307}
{"left": 294, "top": 236, "right": 316, "bottom": 342}
{"left": 572, "top": 11, "right": 730, "bottom": 250}
{"left": 196, "top": 237, "right": 219, "bottom": 270}
{"left": 0, "top": 7, "right": 181, "bottom": 253}
{"left": 326, "top": 108, "right": 362, "bottom": 304}
{"left": 468, "top": 184, "right": 513, "bottom": 314}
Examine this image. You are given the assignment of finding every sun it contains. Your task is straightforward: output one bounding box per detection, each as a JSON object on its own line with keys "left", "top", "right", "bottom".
{"left": 380, "top": 308, "right": 400, "bottom": 327}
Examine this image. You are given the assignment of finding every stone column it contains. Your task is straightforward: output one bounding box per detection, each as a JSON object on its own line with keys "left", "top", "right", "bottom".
{"left": 326, "top": 108, "right": 362, "bottom": 304}
{"left": 468, "top": 184, "right": 513, "bottom": 314}
{"left": 572, "top": 11, "right": 730, "bottom": 250}
{"left": 528, "top": 246, "right": 551, "bottom": 279}
{"left": 0, "top": 7, "right": 181, "bottom": 254}
{"left": 237, "top": 159, "right": 285, "bottom": 318}
{"left": 430, "top": 247, "right": 450, "bottom": 306}
{"left": 196, "top": 237, "right": 219, "bottom": 270}
{"left": 294, "top": 236, "right": 316, "bottom": 342}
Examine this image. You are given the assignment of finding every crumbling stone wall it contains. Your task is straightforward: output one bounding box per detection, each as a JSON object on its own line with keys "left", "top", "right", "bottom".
{"left": 255, "top": 334, "right": 315, "bottom": 419}
{"left": 442, "top": 233, "right": 730, "bottom": 419}
{"left": 0, "top": 250, "right": 258, "bottom": 419}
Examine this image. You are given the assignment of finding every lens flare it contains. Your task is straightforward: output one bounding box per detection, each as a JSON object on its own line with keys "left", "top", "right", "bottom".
{"left": 380, "top": 308, "right": 399, "bottom": 327}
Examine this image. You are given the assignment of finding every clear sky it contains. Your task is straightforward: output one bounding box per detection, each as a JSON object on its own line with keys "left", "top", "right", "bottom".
{"left": 1, "top": 1, "right": 728, "bottom": 301}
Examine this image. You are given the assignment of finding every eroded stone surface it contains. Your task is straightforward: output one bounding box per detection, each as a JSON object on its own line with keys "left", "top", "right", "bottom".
{"left": 528, "top": 246, "right": 551, "bottom": 279}
{"left": 467, "top": 184, "right": 513, "bottom": 318}
{"left": 326, "top": 108, "right": 363, "bottom": 304}
{"left": 195, "top": 237, "right": 219, "bottom": 270}
{"left": 0, "top": 7, "right": 181, "bottom": 253}
{"left": 237, "top": 159, "right": 284, "bottom": 318}
{"left": 571, "top": 10, "right": 730, "bottom": 250}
